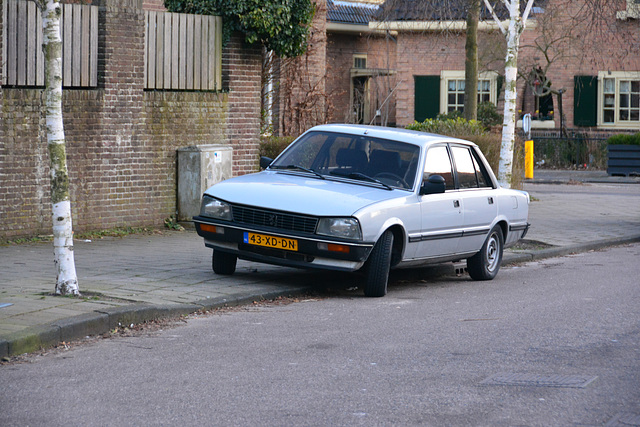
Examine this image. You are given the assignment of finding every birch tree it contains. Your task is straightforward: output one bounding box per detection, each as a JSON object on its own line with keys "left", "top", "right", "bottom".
{"left": 37, "top": 0, "right": 80, "bottom": 295}
{"left": 483, "top": 0, "right": 535, "bottom": 187}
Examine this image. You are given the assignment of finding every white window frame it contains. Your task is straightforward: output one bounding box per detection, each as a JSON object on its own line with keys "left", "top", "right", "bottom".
{"left": 597, "top": 71, "right": 640, "bottom": 129}
{"left": 617, "top": 0, "right": 640, "bottom": 20}
{"left": 439, "top": 71, "right": 498, "bottom": 115}
{"left": 353, "top": 54, "right": 367, "bottom": 70}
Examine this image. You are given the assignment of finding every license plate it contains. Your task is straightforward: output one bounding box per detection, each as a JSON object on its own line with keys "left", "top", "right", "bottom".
{"left": 243, "top": 232, "right": 298, "bottom": 251}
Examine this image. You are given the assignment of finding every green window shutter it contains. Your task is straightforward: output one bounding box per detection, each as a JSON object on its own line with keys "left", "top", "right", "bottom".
{"left": 574, "top": 76, "right": 598, "bottom": 127}
{"left": 414, "top": 76, "right": 440, "bottom": 122}
{"left": 497, "top": 75, "right": 504, "bottom": 95}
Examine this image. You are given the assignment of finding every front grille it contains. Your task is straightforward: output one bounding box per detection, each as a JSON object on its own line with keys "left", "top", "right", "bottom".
{"left": 231, "top": 204, "right": 318, "bottom": 234}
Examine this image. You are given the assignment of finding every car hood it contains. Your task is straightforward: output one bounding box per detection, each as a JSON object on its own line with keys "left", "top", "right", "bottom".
{"left": 205, "top": 171, "right": 406, "bottom": 216}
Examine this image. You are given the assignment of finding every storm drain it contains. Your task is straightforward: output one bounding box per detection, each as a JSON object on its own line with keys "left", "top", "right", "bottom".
{"left": 480, "top": 373, "right": 598, "bottom": 388}
{"left": 605, "top": 412, "right": 640, "bottom": 427}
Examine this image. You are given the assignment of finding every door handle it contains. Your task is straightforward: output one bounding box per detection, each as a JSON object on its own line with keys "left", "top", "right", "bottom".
{"left": 453, "top": 200, "right": 460, "bottom": 208}
{"left": 488, "top": 197, "right": 494, "bottom": 205}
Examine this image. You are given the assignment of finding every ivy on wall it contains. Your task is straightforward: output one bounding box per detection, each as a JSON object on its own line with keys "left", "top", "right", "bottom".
{"left": 164, "top": 0, "right": 315, "bottom": 58}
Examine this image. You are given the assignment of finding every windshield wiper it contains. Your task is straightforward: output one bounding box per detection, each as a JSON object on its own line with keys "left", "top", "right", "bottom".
{"left": 271, "top": 164, "right": 325, "bottom": 180}
{"left": 330, "top": 171, "right": 392, "bottom": 190}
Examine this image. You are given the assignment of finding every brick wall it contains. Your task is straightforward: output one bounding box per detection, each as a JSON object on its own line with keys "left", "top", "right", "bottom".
{"left": 273, "top": 0, "right": 328, "bottom": 136}
{"left": 0, "top": 0, "right": 262, "bottom": 240}
{"left": 395, "top": 32, "right": 468, "bottom": 127}
{"left": 142, "top": 0, "right": 165, "bottom": 11}
{"left": 326, "top": 31, "right": 397, "bottom": 125}
{"left": 223, "top": 37, "right": 263, "bottom": 175}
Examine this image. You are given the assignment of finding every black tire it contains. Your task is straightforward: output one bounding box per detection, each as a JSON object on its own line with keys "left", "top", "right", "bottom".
{"left": 212, "top": 250, "right": 237, "bottom": 275}
{"left": 364, "top": 230, "right": 394, "bottom": 297}
{"left": 467, "top": 225, "right": 504, "bottom": 281}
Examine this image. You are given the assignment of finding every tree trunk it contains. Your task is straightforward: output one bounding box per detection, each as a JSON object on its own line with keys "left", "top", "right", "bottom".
{"left": 498, "top": 0, "right": 524, "bottom": 188}
{"left": 464, "top": 0, "right": 481, "bottom": 121}
{"left": 41, "top": 0, "right": 80, "bottom": 295}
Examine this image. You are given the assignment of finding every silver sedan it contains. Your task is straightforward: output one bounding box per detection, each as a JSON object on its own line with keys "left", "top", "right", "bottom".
{"left": 194, "top": 124, "right": 530, "bottom": 297}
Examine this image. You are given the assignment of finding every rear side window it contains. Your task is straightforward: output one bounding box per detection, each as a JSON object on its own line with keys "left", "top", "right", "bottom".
{"left": 450, "top": 145, "right": 494, "bottom": 189}
{"left": 471, "top": 151, "right": 492, "bottom": 188}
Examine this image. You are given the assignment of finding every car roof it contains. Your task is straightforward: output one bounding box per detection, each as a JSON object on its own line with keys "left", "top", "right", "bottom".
{"left": 307, "top": 124, "right": 478, "bottom": 149}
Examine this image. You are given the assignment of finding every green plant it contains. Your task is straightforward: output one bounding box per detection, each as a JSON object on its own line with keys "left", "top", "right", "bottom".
{"left": 164, "top": 0, "right": 315, "bottom": 58}
{"left": 436, "top": 110, "right": 463, "bottom": 121}
{"left": 406, "top": 117, "right": 486, "bottom": 136}
{"left": 607, "top": 133, "right": 640, "bottom": 146}
{"left": 2, "top": 227, "right": 160, "bottom": 246}
{"left": 76, "top": 227, "right": 153, "bottom": 240}
{"left": 477, "top": 102, "right": 503, "bottom": 128}
{"left": 164, "top": 216, "right": 185, "bottom": 231}
{"left": 2, "top": 235, "right": 53, "bottom": 245}
{"left": 260, "top": 135, "right": 295, "bottom": 159}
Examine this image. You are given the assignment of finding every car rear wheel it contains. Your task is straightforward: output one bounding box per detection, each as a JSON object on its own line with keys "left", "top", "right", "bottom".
{"left": 364, "top": 230, "right": 394, "bottom": 297}
{"left": 212, "top": 250, "right": 237, "bottom": 275}
{"left": 467, "top": 225, "right": 503, "bottom": 281}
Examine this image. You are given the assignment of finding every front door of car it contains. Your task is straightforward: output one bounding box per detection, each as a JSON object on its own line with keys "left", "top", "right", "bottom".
{"left": 414, "top": 145, "right": 464, "bottom": 259}
{"left": 449, "top": 145, "right": 498, "bottom": 253}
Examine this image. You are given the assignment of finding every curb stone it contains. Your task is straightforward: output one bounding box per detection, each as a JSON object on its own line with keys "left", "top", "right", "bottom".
{"left": 503, "top": 234, "right": 640, "bottom": 264}
{"left": 95, "top": 304, "right": 203, "bottom": 330}
{"left": 1, "top": 288, "right": 316, "bottom": 359}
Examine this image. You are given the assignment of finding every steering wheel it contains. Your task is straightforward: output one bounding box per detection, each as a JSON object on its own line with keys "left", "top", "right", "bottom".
{"left": 374, "top": 172, "right": 409, "bottom": 188}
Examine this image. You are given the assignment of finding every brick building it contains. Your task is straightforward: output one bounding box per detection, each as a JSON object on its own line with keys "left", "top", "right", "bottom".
{"left": 301, "top": 0, "right": 640, "bottom": 132}
{"left": 2, "top": 0, "right": 639, "bottom": 239}
{"left": 1, "top": 0, "right": 262, "bottom": 239}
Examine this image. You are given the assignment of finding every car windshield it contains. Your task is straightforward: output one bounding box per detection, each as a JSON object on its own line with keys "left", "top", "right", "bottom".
{"left": 270, "top": 131, "right": 421, "bottom": 190}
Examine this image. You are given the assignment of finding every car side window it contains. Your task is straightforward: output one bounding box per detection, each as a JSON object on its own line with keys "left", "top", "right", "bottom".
{"left": 424, "top": 146, "right": 455, "bottom": 190}
{"left": 471, "top": 149, "right": 493, "bottom": 188}
{"left": 451, "top": 146, "right": 478, "bottom": 189}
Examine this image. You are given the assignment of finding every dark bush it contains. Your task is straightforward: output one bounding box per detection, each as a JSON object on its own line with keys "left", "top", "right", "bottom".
{"left": 406, "top": 117, "right": 485, "bottom": 136}
{"left": 259, "top": 135, "right": 295, "bottom": 160}
{"left": 477, "top": 102, "right": 503, "bottom": 129}
{"left": 607, "top": 133, "right": 640, "bottom": 146}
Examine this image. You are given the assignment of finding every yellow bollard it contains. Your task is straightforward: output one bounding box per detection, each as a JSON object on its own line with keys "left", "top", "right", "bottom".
{"left": 525, "top": 140, "right": 534, "bottom": 179}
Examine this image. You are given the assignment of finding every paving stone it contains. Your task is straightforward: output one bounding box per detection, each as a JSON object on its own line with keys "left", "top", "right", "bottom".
{"left": 0, "top": 178, "right": 639, "bottom": 357}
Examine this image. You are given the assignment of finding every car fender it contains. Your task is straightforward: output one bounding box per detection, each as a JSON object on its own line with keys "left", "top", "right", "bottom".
{"left": 488, "top": 216, "right": 510, "bottom": 239}
{"left": 354, "top": 196, "right": 419, "bottom": 257}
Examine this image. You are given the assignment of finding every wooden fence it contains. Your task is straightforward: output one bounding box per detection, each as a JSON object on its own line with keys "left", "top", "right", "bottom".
{"left": 2, "top": 0, "right": 98, "bottom": 87}
{"left": 145, "top": 11, "right": 222, "bottom": 91}
{"left": 2, "top": 2, "right": 222, "bottom": 91}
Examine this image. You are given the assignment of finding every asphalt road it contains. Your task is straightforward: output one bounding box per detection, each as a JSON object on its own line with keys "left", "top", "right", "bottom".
{"left": 1, "top": 244, "right": 639, "bottom": 426}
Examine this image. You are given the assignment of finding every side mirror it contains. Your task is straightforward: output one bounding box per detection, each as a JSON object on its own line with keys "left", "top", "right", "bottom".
{"left": 420, "top": 174, "right": 446, "bottom": 195}
{"left": 260, "top": 156, "right": 273, "bottom": 170}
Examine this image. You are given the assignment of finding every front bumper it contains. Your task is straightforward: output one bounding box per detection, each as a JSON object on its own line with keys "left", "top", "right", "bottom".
{"left": 193, "top": 216, "right": 374, "bottom": 272}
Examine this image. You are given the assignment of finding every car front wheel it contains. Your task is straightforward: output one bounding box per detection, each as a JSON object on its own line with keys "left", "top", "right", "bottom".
{"left": 467, "top": 225, "right": 503, "bottom": 281}
{"left": 212, "top": 250, "right": 237, "bottom": 275}
{"left": 364, "top": 230, "right": 394, "bottom": 297}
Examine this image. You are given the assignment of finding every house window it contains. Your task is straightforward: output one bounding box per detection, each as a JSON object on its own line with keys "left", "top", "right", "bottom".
{"left": 598, "top": 72, "right": 640, "bottom": 128}
{"left": 440, "top": 71, "right": 497, "bottom": 115}
{"left": 447, "top": 80, "right": 466, "bottom": 112}
{"left": 617, "top": 0, "right": 640, "bottom": 20}
{"left": 353, "top": 55, "right": 367, "bottom": 69}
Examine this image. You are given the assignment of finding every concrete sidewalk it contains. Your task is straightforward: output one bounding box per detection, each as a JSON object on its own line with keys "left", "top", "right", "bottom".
{"left": 2, "top": 171, "right": 640, "bottom": 358}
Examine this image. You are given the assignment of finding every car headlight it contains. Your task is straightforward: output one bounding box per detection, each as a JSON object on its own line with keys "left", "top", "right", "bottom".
{"left": 316, "top": 218, "right": 362, "bottom": 240}
{"left": 200, "top": 195, "right": 232, "bottom": 220}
